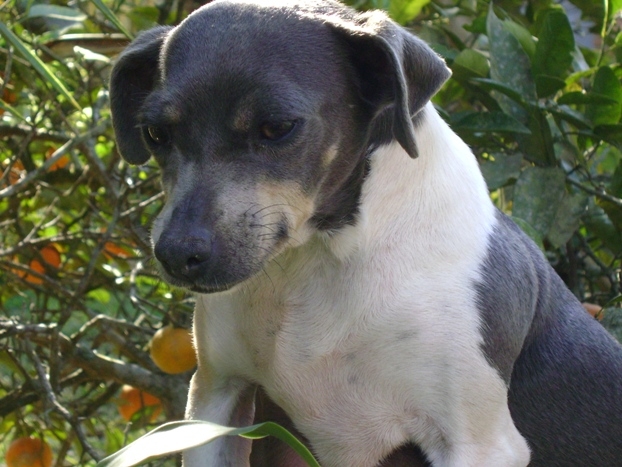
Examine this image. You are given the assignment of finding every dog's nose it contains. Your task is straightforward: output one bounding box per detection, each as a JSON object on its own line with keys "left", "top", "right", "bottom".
{"left": 154, "top": 229, "right": 213, "bottom": 281}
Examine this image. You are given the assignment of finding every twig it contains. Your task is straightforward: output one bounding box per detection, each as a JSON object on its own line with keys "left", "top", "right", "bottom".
{"left": 0, "top": 123, "right": 69, "bottom": 143}
{"left": 121, "top": 191, "right": 165, "bottom": 218}
{"left": 577, "top": 234, "right": 620, "bottom": 296}
{"left": 26, "top": 342, "right": 103, "bottom": 462}
{"left": 568, "top": 177, "right": 622, "bottom": 209}
{"left": 0, "top": 121, "right": 110, "bottom": 199}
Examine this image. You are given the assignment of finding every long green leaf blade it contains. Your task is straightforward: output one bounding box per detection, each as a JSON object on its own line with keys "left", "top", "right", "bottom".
{"left": 91, "top": 0, "right": 134, "bottom": 39}
{"left": 96, "top": 420, "right": 320, "bottom": 467}
{"left": 240, "top": 421, "right": 320, "bottom": 466}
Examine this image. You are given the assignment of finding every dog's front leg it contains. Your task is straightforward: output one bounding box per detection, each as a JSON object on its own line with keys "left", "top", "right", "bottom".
{"left": 183, "top": 369, "right": 256, "bottom": 467}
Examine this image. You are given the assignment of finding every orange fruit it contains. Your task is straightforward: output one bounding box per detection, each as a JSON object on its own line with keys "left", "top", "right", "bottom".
{"left": 103, "top": 241, "right": 133, "bottom": 259}
{"left": 117, "top": 385, "right": 162, "bottom": 422}
{"left": 8, "top": 257, "right": 26, "bottom": 279}
{"left": 583, "top": 302, "right": 604, "bottom": 321}
{"left": 24, "top": 245, "right": 61, "bottom": 285}
{"left": 6, "top": 437, "right": 53, "bottom": 467}
{"left": 3, "top": 87, "right": 17, "bottom": 104}
{"left": 149, "top": 325, "right": 197, "bottom": 374}
{"left": 45, "top": 148, "right": 70, "bottom": 171}
{"left": 25, "top": 260, "right": 45, "bottom": 285}
{"left": 3, "top": 160, "right": 24, "bottom": 185}
{"left": 40, "top": 244, "right": 61, "bottom": 268}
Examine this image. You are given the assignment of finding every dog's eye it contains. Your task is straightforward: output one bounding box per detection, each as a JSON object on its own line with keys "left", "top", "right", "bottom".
{"left": 146, "top": 126, "right": 171, "bottom": 146}
{"left": 259, "top": 121, "right": 296, "bottom": 142}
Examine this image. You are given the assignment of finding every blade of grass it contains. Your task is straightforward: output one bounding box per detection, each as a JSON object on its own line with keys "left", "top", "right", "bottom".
{"left": 0, "top": 23, "right": 81, "bottom": 111}
{"left": 91, "top": 0, "right": 134, "bottom": 40}
{"left": 0, "top": 100, "right": 28, "bottom": 122}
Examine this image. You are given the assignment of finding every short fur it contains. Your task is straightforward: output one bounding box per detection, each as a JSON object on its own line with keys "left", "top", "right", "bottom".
{"left": 110, "top": 1, "right": 622, "bottom": 466}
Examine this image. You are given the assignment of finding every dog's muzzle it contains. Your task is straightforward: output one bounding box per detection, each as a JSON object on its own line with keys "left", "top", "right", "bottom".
{"left": 153, "top": 224, "right": 224, "bottom": 292}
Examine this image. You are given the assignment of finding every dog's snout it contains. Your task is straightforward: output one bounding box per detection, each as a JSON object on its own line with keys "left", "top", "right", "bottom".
{"left": 154, "top": 229, "right": 213, "bottom": 281}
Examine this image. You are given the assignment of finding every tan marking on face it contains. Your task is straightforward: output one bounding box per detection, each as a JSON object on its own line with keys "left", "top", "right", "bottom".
{"left": 322, "top": 143, "right": 339, "bottom": 168}
{"left": 232, "top": 107, "right": 254, "bottom": 132}
{"left": 232, "top": 93, "right": 258, "bottom": 133}
{"left": 256, "top": 181, "right": 317, "bottom": 246}
{"left": 162, "top": 104, "right": 182, "bottom": 124}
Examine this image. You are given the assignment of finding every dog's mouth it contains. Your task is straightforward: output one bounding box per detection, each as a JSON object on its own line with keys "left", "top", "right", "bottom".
{"left": 189, "top": 282, "right": 235, "bottom": 294}
{"left": 154, "top": 261, "right": 247, "bottom": 295}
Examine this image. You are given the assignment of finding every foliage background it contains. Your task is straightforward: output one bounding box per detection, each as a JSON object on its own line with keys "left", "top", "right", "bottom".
{"left": 0, "top": 0, "right": 621, "bottom": 465}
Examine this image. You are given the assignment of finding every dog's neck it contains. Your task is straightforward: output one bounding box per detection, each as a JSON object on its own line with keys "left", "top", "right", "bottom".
{"left": 320, "top": 104, "right": 496, "bottom": 262}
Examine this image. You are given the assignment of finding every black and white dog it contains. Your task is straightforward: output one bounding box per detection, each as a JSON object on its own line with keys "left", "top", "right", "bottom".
{"left": 109, "top": 1, "right": 622, "bottom": 465}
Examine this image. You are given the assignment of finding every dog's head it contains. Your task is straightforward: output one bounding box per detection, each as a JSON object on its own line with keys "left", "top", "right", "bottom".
{"left": 110, "top": 0, "right": 450, "bottom": 293}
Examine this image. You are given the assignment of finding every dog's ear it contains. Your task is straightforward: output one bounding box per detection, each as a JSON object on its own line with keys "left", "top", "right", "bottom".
{"left": 109, "top": 26, "right": 172, "bottom": 165}
{"left": 328, "top": 12, "right": 451, "bottom": 158}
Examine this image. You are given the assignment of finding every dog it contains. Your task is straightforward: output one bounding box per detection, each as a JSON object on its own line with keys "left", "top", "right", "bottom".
{"left": 109, "top": 1, "right": 622, "bottom": 465}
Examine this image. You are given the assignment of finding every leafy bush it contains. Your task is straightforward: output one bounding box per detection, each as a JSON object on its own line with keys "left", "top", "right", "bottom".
{"left": 0, "top": 0, "right": 620, "bottom": 465}
{"left": 418, "top": 0, "right": 622, "bottom": 336}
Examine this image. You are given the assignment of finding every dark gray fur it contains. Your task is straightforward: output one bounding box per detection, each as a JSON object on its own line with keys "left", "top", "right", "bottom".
{"left": 478, "top": 212, "right": 622, "bottom": 466}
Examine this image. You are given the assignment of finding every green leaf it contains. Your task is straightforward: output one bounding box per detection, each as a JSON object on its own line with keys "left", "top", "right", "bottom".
{"left": 558, "top": 92, "right": 619, "bottom": 106}
{"left": 486, "top": 5, "right": 536, "bottom": 122}
{"left": 513, "top": 167, "right": 566, "bottom": 237}
{"left": 586, "top": 67, "right": 622, "bottom": 126}
{"left": 87, "top": 288, "right": 111, "bottom": 304}
{"left": 548, "top": 193, "right": 588, "bottom": 248}
{"left": 610, "top": 0, "right": 622, "bottom": 20}
{"left": 532, "top": 8, "right": 574, "bottom": 97}
{"left": 452, "top": 49, "right": 489, "bottom": 79}
{"left": 96, "top": 421, "right": 320, "bottom": 467}
{"left": 534, "top": 75, "right": 567, "bottom": 98}
{"left": 0, "top": 23, "right": 81, "bottom": 111}
{"left": 0, "top": 100, "right": 27, "bottom": 122}
{"left": 479, "top": 154, "right": 523, "bottom": 190}
{"left": 381, "top": 0, "right": 430, "bottom": 24}
{"left": 127, "top": 6, "right": 160, "bottom": 31}
{"left": 470, "top": 78, "right": 527, "bottom": 106}
{"left": 608, "top": 160, "right": 622, "bottom": 198}
{"left": 518, "top": 110, "right": 556, "bottom": 165}
{"left": 388, "top": 0, "right": 431, "bottom": 24}
{"left": 91, "top": 0, "right": 133, "bottom": 39}
{"left": 549, "top": 105, "right": 592, "bottom": 129}
{"left": 463, "top": 15, "right": 487, "bottom": 34}
{"left": 595, "top": 124, "right": 622, "bottom": 148}
{"left": 27, "top": 5, "right": 87, "bottom": 22}
{"left": 583, "top": 199, "right": 622, "bottom": 254}
{"left": 453, "top": 111, "right": 531, "bottom": 134}
{"left": 502, "top": 20, "right": 536, "bottom": 59}
{"left": 604, "top": 295, "right": 622, "bottom": 307}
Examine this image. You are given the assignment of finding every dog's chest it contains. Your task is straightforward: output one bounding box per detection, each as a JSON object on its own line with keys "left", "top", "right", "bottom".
{"left": 194, "top": 236, "right": 495, "bottom": 464}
